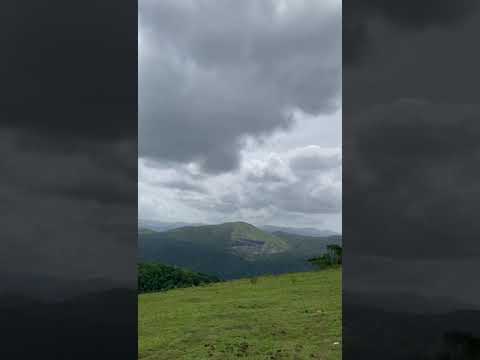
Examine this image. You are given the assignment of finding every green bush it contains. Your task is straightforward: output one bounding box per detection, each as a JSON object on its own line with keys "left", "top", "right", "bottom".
{"left": 138, "top": 262, "right": 220, "bottom": 293}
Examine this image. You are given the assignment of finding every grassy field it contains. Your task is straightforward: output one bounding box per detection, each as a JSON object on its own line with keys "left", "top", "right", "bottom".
{"left": 139, "top": 268, "right": 341, "bottom": 360}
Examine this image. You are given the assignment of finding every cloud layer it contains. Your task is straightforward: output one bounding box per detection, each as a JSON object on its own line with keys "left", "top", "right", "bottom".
{"left": 345, "top": 100, "right": 480, "bottom": 259}
{"left": 343, "top": 0, "right": 477, "bottom": 66}
{"left": 139, "top": 142, "right": 341, "bottom": 230}
{"left": 139, "top": 0, "right": 341, "bottom": 172}
{"left": 0, "top": 0, "right": 138, "bottom": 296}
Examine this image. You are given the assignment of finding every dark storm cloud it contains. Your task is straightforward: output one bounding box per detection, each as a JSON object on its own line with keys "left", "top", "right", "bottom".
{"left": 343, "top": 20, "right": 370, "bottom": 67}
{"left": 343, "top": 4, "right": 480, "bottom": 356}
{"left": 349, "top": 0, "right": 477, "bottom": 28}
{"left": 0, "top": 0, "right": 137, "bottom": 298}
{"left": 344, "top": 255, "right": 480, "bottom": 309}
{"left": 344, "top": 6, "right": 480, "bottom": 261}
{"left": 0, "top": 132, "right": 137, "bottom": 290}
{"left": 0, "top": 0, "right": 136, "bottom": 142}
{"left": 0, "top": 133, "right": 137, "bottom": 207}
{"left": 139, "top": 0, "right": 341, "bottom": 172}
{"left": 345, "top": 100, "right": 480, "bottom": 259}
{"left": 344, "top": 0, "right": 477, "bottom": 65}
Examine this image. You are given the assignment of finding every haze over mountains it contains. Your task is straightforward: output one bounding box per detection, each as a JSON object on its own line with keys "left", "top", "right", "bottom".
{"left": 138, "top": 221, "right": 341, "bottom": 280}
{"left": 261, "top": 225, "right": 339, "bottom": 237}
{"left": 138, "top": 219, "right": 340, "bottom": 236}
{"left": 138, "top": 219, "right": 204, "bottom": 233}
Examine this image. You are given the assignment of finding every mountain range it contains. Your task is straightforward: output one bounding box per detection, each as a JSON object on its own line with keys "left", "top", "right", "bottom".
{"left": 260, "top": 224, "right": 339, "bottom": 237}
{"left": 138, "top": 219, "right": 340, "bottom": 237}
{"left": 138, "top": 221, "right": 341, "bottom": 279}
{"left": 138, "top": 219, "right": 204, "bottom": 233}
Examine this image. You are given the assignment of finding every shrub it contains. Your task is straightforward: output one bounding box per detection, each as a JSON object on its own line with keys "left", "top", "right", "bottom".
{"left": 138, "top": 262, "right": 220, "bottom": 293}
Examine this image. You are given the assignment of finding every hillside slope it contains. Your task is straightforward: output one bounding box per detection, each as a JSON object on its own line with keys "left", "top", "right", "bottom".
{"left": 261, "top": 225, "right": 339, "bottom": 237}
{"left": 138, "top": 222, "right": 339, "bottom": 279}
{"left": 272, "top": 231, "right": 342, "bottom": 257}
{"left": 139, "top": 268, "right": 341, "bottom": 360}
{"left": 166, "top": 222, "right": 289, "bottom": 259}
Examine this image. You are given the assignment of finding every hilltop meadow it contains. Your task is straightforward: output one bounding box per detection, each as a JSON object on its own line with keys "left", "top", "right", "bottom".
{"left": 139, "top": 268, "right": 341, "bottom": 360}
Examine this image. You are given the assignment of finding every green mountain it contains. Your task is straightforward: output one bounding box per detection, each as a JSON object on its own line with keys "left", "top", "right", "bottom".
{"left": 271, "top": 231, "right": 342, "bottom": 257}
{"left": 166, "top": 222, "right": 289, "bottom": 259}
{"left": 138, "top": 221, "right": 340, "bottom": 279}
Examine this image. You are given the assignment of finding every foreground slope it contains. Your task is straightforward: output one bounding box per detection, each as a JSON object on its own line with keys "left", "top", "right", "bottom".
{"left": 139, "top": 268, "right": 341, "bottom": 360}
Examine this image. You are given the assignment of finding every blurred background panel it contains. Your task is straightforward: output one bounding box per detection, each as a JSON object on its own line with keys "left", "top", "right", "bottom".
{"left": 0, "top": 1, "right": 137, "bottom": 358}
{"left": 343, "top": 1, "right": 480, "bottom": 359}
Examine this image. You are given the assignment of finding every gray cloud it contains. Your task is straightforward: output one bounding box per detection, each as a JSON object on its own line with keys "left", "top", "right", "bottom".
{"left": 240, "top": 147, "right": 341, "bottom": 213}
{"left": 289, "top": 146, "right": 341, "bottom": 172}
{"left": 0, "top": 130, "right": 137, "bottom": 292}
{"left": 1, "top": 0, "right": 136, "bottom": 142}
{"left": 344, "top": 0, "right": 478, "bottom": 66}
{"left": 344, "top": 254, "right": 480, "bottom": 309}
{"left": 345, "top": 100, "right": 480, "bottom": 259}
{"left": 159, "top": 180, "right": 207, "bottom": 194}
{"left": 139, "top": 0, "right": 341, "bottom": 172}
{"left": 246, "top": 182, "right": 340, "bottom": 214}
{"left": 139, "top": 144, "right": 341, "bottom": 229}
{"left": 351, "top": 0, "right": 477, "bottom": 29}
{"left": 0, "top": 0, "right": 138, "bottom": 312}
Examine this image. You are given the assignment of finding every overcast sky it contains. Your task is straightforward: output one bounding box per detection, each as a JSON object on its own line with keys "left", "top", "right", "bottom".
{"left": 138, "top": 0, "right": 342, "bottom": 232}
{"left": 343, "top": 0, "right": 480, "bottom": 308}
{"left": 1, "top": 1, "right": 137, "bottom": 297}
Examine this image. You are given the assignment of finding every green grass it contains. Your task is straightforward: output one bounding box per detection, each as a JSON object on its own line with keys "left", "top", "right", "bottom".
{"left": 139, "top": 268, "right": 341, "bottom": 360}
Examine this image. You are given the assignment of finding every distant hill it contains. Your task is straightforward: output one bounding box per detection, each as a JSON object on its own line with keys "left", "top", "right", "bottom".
{"left": 272, "top": 231, "right": 342, "bottom": 256}
{"left": 260, "top": 224, "right": 340, "bottom": 237}
{"left": 138, "top": 220, "right": 341, "bottom": 238}
{"left": 139, "top": 268, "right": 341, "bottom": 360}
{"left": 138, "top": 219, "right": 203, "bottom": 233}
{"left": 138, "top": 221, "right": 341, "bottom": 279}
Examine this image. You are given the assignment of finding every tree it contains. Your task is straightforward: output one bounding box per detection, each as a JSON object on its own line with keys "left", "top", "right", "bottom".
{"left": 326, "top": 244, "right": 342, "bottom": 264}
{"left": 308, "top": 244, "right": 342, "bottom": 269}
